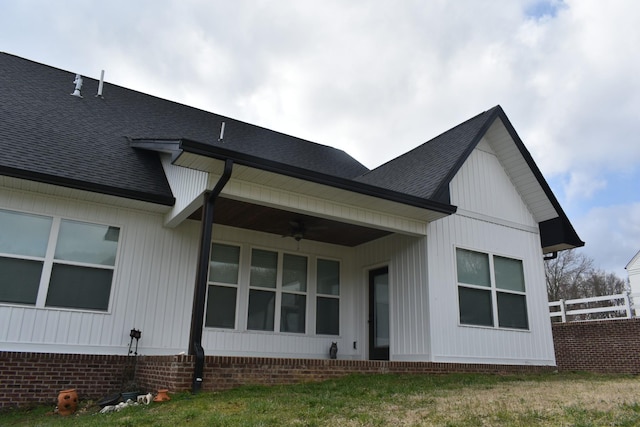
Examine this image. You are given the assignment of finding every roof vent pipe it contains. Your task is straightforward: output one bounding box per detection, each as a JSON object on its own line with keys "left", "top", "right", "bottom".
{"left": 96, "top": 70, "right": 105, "bottom": 98}
{"left": 71, "top": 74, "right": 83, "bottom": 98}
{"left": 218, "top": 122, "right": 225, "bottom": 142}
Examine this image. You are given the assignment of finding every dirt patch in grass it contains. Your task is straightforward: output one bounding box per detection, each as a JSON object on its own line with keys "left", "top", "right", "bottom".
{"left": 383, "top": 377, "right": 640, "bottom": 426}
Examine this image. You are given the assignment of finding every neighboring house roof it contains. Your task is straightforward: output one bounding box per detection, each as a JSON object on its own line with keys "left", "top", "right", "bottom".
{"left": 0, "top": 52, "right": 583, "bottom": 251}
{"left": 627, "top": 250, "right": 640, "bottom": 270}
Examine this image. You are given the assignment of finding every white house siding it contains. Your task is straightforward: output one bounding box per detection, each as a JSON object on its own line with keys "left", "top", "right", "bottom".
{"left": 354, "top": 234, "right": 431, "bottom": 361}
{"left": 0, "top": 186, "right": 200, "bottom": 355}
{"left": 161, "top": 154, "right": 208, "bottom": 227}
{"left": 426, "top": 147, "right": 555, "bottom": 365}
{"left": 627, "top": 251, "right": 640, "bottom": 297}
{"left": 200, "top": 229, "right": 433, "bottom": 361}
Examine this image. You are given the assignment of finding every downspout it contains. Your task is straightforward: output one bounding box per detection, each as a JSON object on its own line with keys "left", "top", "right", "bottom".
{"left": 189, "top": 159, "right": 233, "bottom": 393}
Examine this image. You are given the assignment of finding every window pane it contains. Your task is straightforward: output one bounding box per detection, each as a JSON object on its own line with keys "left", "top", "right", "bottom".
{"left": 494, "top": 256, "right": 525, "bottom": 292}
{"left": 456, "top": 249, "right": 490, "bottom": 287}
{"left": 0, "top": 257, "right": 42, "bottom": 304}
{"left": 458, "top": 286, "right": 493, "bottom": 327}
{"left": 280, "top": 293, "right": 306, "bottom": 333}
{"left": 250, "top": 249, "right": 277, "bottom": 288}
{"left": 374, "top": 274, "right": 390, "bottom": 347}
{"left": 247, "top": 289, "right": 275, "bottom": 331}
{"left": 55, "top": 220, "right": 119, "bottom": 266}
{"left": 282, "top": 254, "right": 307, "bottom": 292}
{"left": 205, "top": 285, "right": 237, "bottom": 328}
{"left": 46, "top": 264, "right": 113, "bottom": 311}
{"left": 316, "top": 297, "right": 339, "bottom": 335}
{"left": 317, "top": 259, "right": 340, "bottom": 295}
{"left": 210, "top": 243, "right": 240, "bottom": 284}
{"left": 0, "top": 209, "right": 52, "bottom": 257}
{"left": 498, "top": 292, "right": 529, "bottom": 329}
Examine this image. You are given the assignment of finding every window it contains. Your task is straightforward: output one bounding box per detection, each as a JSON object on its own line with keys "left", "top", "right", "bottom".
{"left": 246, "top": 249, "right": 308, "bottom": 333}
{"left": 316, "top": 259, "right": 340, "bottom": 335}
{"left": 280, "top": 254, "right": 307, "bottom": 333}
{"left": 0, "top": 209, "right": 120, "bottom": 311}
{"left": 204, "top": 245, "right": 339, "bottom": 336}
{"left": 205, "top": 243, "right": 240, "bottom": 328}
{"left": 456, "top": 248, "right": 528, "bottom": 330}
{"left": 247, "top": 249, "right": 278, "bottom": 331}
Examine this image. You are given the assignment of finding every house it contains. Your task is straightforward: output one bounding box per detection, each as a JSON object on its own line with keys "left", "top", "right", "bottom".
{"left": 0, "top": 53, "right": 583, "bottom": 392}
{"left": 627, "top": 250, "right": 640, "bottom": 297}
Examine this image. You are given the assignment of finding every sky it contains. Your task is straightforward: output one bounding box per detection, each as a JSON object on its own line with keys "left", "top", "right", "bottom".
{"left": 1, "top": 0, "right": 639, "bottom": 279}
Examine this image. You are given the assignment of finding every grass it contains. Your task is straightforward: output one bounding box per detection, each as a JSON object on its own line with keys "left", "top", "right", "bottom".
{"left": 2, "top": 372, "right": 640, "bottom": 426}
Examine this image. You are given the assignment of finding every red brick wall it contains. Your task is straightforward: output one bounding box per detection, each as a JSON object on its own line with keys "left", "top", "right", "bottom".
{"left": 552, "top": 318, "right": 640, "bottom": 374}
{"left": 0, "top": 352, "right": 131, "bottom": 409}
{"left": 0, "top": 352, "right": 551, "bottom": 409}
{"left": 6, "top": 319, "right": 640, "bottom": 409}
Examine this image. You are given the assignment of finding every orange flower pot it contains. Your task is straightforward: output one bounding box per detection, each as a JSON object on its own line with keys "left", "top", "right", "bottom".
{"left": 153, "top": 389, "right": 171, "bottom": 402}
{"left": 57, "top": 389, "right": 78, "bottom": 416}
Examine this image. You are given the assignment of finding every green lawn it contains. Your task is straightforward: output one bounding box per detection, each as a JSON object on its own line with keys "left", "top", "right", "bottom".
{"left": 2, "top": 373, "right": 640, "bottom": 426}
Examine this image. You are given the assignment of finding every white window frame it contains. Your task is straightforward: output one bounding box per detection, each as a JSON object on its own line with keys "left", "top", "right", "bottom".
{"left": 205, "top": 244, "right": 343, "bottom": 337}
{"left": 0, "top": 208, "right": 121, "bottom": 313}
{"left": 315, "top": 257, "right": 341, "bottom": 336}
{"left": 204, "top": 242, "right": 242, "bottom": 329}
{"left": 246, "top": 247, "right": 309, "bottom": 334}
{"left": 455, "top": 246, "right": 529, "bottom": 331}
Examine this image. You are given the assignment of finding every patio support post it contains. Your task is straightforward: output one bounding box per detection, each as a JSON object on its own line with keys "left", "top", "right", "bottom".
{"left": 189, "top": 159, "right": 233, "bottom": 393}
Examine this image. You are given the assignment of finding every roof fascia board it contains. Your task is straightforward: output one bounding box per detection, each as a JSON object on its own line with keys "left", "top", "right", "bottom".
{"left": 178, "top": 138, "right": 457, "bottom": 216}
{"left": 495, "top": 109, "right": 584, "bottom": 250}
{"left": 0, "top": 165, "right": 176, "bottom": 206}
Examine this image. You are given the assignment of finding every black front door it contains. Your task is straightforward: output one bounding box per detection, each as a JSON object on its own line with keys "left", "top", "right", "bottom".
{"left": 368, "top": 266, "right": 390, "bottom": 360}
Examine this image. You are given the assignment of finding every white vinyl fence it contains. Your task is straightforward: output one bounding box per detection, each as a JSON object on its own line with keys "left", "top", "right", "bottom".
{"left": 549, "top": 293, "right": 640, "bottom": 322}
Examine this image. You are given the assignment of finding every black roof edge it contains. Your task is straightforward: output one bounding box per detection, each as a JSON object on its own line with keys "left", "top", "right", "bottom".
{"left": 539, "top": 217, "right": 585, "bottom": 252}
{"left": 431, "top": 106, "right": 502, "bottom": 203}
{"left": 0, "top": 165, "right": 176, "bottom": 206}
{"left": 177, "top": 138, "right": 457, "bottom": 216}
{"left": 427, "top": 105, "right": 583, "bottom": 251}
{"left": 495, "top": 107, "right": 585, "bottom": 250}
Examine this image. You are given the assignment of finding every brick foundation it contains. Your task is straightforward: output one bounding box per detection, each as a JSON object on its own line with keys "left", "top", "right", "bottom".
{"left": 4, "top": 318, "right": 640, "bottom": 409}
{"left": 0, "top": 353, "right": 551, "bottom": 409}
{"left": 551, "top": 318, "right": 640, "bottom": 374}
{"left": 0, "top": 352, "right": 131, "bottom": 409}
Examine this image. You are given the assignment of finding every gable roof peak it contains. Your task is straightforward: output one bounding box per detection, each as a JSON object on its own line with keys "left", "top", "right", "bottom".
{"left": 355, "top": 105, "right": 503, "bottom": 201}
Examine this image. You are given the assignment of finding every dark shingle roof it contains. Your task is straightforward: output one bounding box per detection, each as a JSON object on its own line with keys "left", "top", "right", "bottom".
{"left": 355, "top": 107, "right": 499, "bottom": 203}
{"left": 0, "top": 52, "right": 582, "bottom": 250}
{"left": 0, "top": 53, "right": 368, "bottom": 205}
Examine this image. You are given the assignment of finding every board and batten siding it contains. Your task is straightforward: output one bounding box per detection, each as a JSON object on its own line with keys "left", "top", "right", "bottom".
{"left": 426, "top": 145, "right": 555, "bottom": 365}
{"left": 355, "top": 234, "right": 431, "bottom": 361}
{"left": 0, "top": 186, "right": 200, "bottom": 355}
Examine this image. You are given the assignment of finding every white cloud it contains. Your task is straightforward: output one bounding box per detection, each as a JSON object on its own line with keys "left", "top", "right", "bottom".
{"left": 1, "top": 0, "right": 639, "bottom": 276}
{"left": 576, "top": 202, "right": 640, "bottom": 278}
{"left": 563, "top": 171, "right": 607, "bottom": 202}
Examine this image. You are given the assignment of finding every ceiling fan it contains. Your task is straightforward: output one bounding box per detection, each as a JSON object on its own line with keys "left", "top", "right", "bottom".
{"left": 284, "top": 220, "right": 306, "bottom": 242}
{"left": 283, "top": 219, "right": 328, "bottom": 242}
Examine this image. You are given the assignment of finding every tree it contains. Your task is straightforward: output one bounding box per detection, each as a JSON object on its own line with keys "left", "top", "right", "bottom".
{"left": 544, "top": 249, "right": 593, "bottom": 301}
{"left": 545, "top": 249, "right": 630, "bottom": 320}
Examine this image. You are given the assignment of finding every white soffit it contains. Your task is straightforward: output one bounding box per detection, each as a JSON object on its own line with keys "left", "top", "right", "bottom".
{"left": 483, "top": 120, "right": 558, "bottom": 223}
